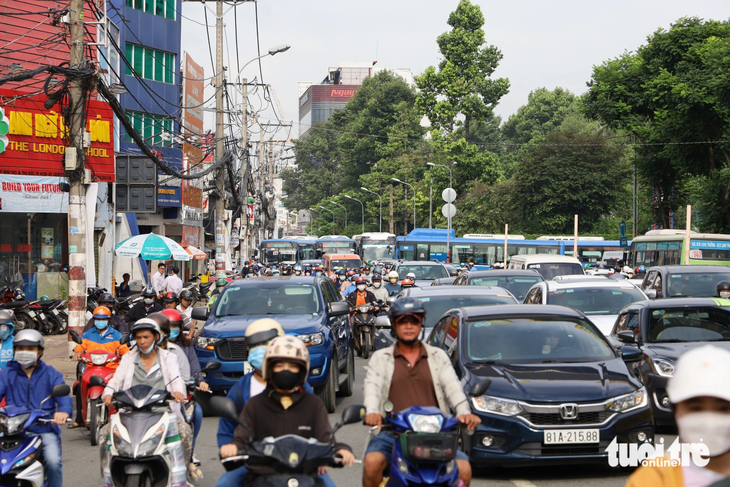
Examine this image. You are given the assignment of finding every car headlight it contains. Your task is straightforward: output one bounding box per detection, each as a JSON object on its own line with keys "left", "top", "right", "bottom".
{"left": 196, "top": 336, "right": 220, "bottom": 350}
{"left": 297, "top": 333, "right": 324, "bottom": 347}
{"left": 90, "top": 353, "right": 108, "bottom": 366}
{"left": 112, "top": 425, "right": 134, "bottom": 457}
{"left": 408, "top": 414, "right": 443, "bottom": 433}
{"left": 0, "top": 413, "right": 30, "bottom": 436}
{"left": 137, "top": 425, "right": 165, "bottom": 457}
{"left": 652, "top": 358, "right": 675, "bottom": 377}
{"left": 607, "top": 387, "right": 648, "bottom": 413}
{"left": 471, "top": 396, "right": 523, "bottom": 416}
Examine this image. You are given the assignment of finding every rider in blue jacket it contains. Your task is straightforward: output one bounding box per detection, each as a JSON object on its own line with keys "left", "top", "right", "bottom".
{"left": 0, "top": 310, "right": 15, "bottom": 369}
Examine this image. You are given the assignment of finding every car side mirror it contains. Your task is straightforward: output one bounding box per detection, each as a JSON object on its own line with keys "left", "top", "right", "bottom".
{"left": 51, "top": 383, "right": 71, "bottom": 397}
{"left": 469, "top": 379, "right": 491, "bottom": 397}
{"left": 191, "top": 306, "right": 210, "bottom": 321}
{"left": 617, "top": 330, "right": 636, "bottom": 344}
{"left": 88, "top": 375, "right": 105, "bottom": 387}
{"left": 203, "top": 360, "right": 221, "bottom": 372}
{"left": 69, "top": 330, "right": 82, "bottom": 344}
{"left": 328, "top": 302, "right": 350, "bottom": 317}
{"left": 644, "top": 289, "right": 657, "bottom": 299}
{"left": 375, "top": 316, "right": 391, "bottom": 328}
{"left": 621, "top": 346, "right": 643, "bottom": 362}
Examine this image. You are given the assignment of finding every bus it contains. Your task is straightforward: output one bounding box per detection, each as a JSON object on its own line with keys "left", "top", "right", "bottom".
{"left": 630, "top": 229, "right": 730, "bottom": 267}
{"left": 314, "top": 236, "right": 356, "bottom": 257}
{"left": 289, "top": 235, "right": 318, "bottom": 261}
{"left": 537, "top": 236, "right": 628, "bottom": 264}
{"left": 259, "top": 239, "right": 300, "bottom": 266}
{"left": 353, "top": 232, "right": 397, "bottom": 262}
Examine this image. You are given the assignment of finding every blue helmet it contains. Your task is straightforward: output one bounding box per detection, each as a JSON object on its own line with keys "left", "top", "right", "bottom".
{"left": 639, "top": 265, "right": 646, "bottom": 272}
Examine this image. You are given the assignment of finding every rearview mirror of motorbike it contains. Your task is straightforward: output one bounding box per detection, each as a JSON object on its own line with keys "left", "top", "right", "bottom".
{"left": 89, "top": 375, "right": 105, "bottom": 387}
{"left": 468, "top": 379, "right": 491, "bottom": 397}
{"left": 191, "top": 306, "right": 210, "bottom": 321}
{"left": 203, "top": 360, "right": 222, "bottom": 372}
{"left": 119, "top": 333, "right": 130, "bottom": 345}
{"left": 374, "top": 316, "right": 391, "bottom": 328}
{"left": 209, "top": 396, "right": 254, "bottom": 438}
{"left": 51, "top": 383, "right": 71, "bottom": 397}
{"left": 69, "top": 330, "right": 82, "bottom": 344}
{"left": 341, "top": 404, "right": 365, "bottom": 425}
{"left": 386, "top": 297, "right": 395, "bottom": 305}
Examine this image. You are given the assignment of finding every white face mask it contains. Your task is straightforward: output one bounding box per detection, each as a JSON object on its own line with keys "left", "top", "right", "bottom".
{"left": 389, "top": 279, "right": 398, "bottom": 284}
{"left": 677, "top": 411, "right": 730, "bottom": 457}
{"left": 15, "top": 351, "right": 37, "bottom": 369}
{"left": 721, "top": 291, "right": 730, "bottom": 299}
{"left": 357, "top": 284, "right": 367, "bottom": 291}
{"left": 373, "top": 282, "right": 382, "bottom": 288}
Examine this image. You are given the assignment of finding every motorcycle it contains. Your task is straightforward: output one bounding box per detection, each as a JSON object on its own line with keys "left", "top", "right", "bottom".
{"left": 27, "top": 299, "right": 53, "bottom": 335}
{"left": 211, "top": 396, "right": 364, "bottom": 487}
{"left": 0, "top": 383, "right": 71, "bottom": 487}
{"left": 0, "top": 291, "right": 36, "bottom": 332}
{"left": 182, "top": 361, "right": 220, "bottom": 438}
{"left": 102, "top": 385, "right": 189, "bottom": 487}
{"left": 351, "top": 301, "right": 380, "bottom": 359}
{"left": 366, "top": 380, "right": 490, "bottom": 487}
{"left": 69, "top": 330, "right": 127, "bottom": 446}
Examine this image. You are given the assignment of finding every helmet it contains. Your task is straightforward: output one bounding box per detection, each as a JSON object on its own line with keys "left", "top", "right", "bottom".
{"left": 161, "top": 309, "right": 184, "bottom": 329}
{"left": 14, "top": 329, "right": 44, "bottom": 349}
{"left": 388, "top": 297, "right": 426, "bottom": 321}
{"left": 262, "top": 335, "right": 310, "bottom": 386}
{"left": 666, "top": 345, "right": 730, "bottom": 404}
{"left": 179, "top": 289, "right": 194, "bottom": 301}
{"left": 639, "top": 265, "right": 646, "bottom": 272}
{"left": 39, "top": 295, "right": 50, "bottom": 301}
{"left": 245, "top": 318, "right": 285, "bottom": 347}
{"left": 401, "top": 279, "right": 415, "bottom": 288}
{"left": 98, "top": 292, "right": 116, "bottom": 305}
{"left": 372, "top": 273, "right": 382, "bottom": 281}
{"left": 388, "top": 271, "right": 399, "bottom": 280}
{"left": 163, "top": 292, "right": 178, "bottom": 303}
{"left": 92, "top": 306, "right": 112, "bottom": 320}
{"left": 355, "top": 277, "right": 368, "bottom": 285}
{"left": 373, "top": 266, "right": 382, "bottom": 274}
{"left": 131, "top": 317, "right": 161, "bottom": 340}
{"left": 143, "top": 288, "right": 156, "bottom": 299}
{"left": 406, "top": 272, "right": 416, "bottom": 280}
{"left": 347, "top": 270, "right": 355, "bottom": 277}
{"left": 718, "top": 281, "right": 730, "bottom": 295}
{"left": 337, "top": 269, "right": 346, "bottom": 276}
{"left": 146, "top": 312, "right": 170, "bottom": 335}
{"left": 294, "top": 265, "right": 302, "bottom": 271}
{"left": 216, "top": 277, "right": 228, "bottom": 287}
{"left": 0, "top": 310, "right": 13, "bottom": 325}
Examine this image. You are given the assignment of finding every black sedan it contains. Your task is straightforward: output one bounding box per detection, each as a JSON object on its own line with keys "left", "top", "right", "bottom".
{"left": 607, "top": 298, "right": 730, "bottom": 426}
{"left": 453, "top": 269, "right": 544, "bottom": 301}
{"left": 426, "top": 304, "right": 653, "bottom": 466}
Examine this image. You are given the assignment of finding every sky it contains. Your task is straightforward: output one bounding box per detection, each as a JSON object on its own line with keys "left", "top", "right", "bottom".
{"left": 179, "top": 0, "right": 729, "bottom": 138}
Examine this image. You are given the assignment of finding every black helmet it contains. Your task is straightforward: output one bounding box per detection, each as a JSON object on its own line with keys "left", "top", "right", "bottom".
{"left": 98, "top": 292, "right": 116, "bottom": 305}
{"left": 147, "top": 312, "right": 170, "bottom": 335}
{"left": 163, "top": 292, "right": 179, "bottom": 303}
{"left": 179, "top": 289, "right": 194, "bottom": 301}
{"left": 388, "top": 297, "right": 426, "bottom": 321}
{"left": 143, "top": 288, "right": 156, "bottom": 299}
{"left": 718, "top": 281, "right": 730, "bottom": 295}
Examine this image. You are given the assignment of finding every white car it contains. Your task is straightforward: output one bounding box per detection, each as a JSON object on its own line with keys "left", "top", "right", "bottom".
{"left": 523, "top": 280, "right": 648, "bottom": 335}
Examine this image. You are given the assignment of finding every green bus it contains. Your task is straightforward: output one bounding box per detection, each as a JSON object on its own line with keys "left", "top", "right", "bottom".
{"left": 630, "top": 229, "right": 730, "bottom": 267}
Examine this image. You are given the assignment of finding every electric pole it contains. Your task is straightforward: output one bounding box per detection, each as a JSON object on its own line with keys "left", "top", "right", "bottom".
{"left": 66, "top": 0, "right": 88, "bottom": 355}
{"left": 240, "top": 79, "right": 248, "bottom": 263}
{"left": 214, "top": 0, "right": 226, "bottom": 278}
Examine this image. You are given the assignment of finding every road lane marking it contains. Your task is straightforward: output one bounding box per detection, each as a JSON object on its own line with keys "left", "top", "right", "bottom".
{"left": 511, "top": 480, "right": 538, "bottom": 487}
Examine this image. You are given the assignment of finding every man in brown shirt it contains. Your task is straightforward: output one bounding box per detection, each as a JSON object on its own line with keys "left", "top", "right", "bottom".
{"left": 389, "top": 341, "right": 439, "bottom": 411}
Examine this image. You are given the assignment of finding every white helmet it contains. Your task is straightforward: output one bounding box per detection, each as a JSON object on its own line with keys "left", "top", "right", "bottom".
{"left": 406, "top": 272, "right": 416, "bottom": 281}
{"left": 667, "top": 345, "right": 730, "bottom": 404}
{"left": 388, "top": 270, "right": 399, "bottom": 280}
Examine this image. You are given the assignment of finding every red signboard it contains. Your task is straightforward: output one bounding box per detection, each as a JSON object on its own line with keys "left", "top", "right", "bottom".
{"left": 0, "top": 89, "right": 115, "bottom": 181}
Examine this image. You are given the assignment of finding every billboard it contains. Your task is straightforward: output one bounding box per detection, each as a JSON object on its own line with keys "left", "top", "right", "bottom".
{"left": 181, "top": 53, "right": 204, "bottom": 214}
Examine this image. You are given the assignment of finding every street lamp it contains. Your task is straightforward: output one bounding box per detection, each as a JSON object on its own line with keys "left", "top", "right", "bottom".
{"left": 235, "top": 45, "right": 291, "bottom": 83}
{"left": 360, "top": 187, "right": 382, "bottom": 233}
{"left": 344, "top": 195, "right": 365, "bottom": 233}
{"left": 426, "top": 161, "right": 457, "bottom": 190}
{"left": 427, "top": 162, "right": 457, "bottom": 263}
{"left": 329, "top": 201, "right": 348, "bottom": 229}
{"left": 392, "top": 178, "right": 417, "bottom": 232}
{"left": 318, "top": 205, "right": 335, "bottom": 227}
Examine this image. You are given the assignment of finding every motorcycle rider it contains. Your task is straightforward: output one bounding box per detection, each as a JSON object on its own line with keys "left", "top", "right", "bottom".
{"left": 369, "top": 273, "right": 389, "bottom": 303}
{"left": 0, "top": 310, "right": 14, "bottom": 369}
{"left": 294, "top": 265, "right": 303, "bottom": 276}
{"left": 384, "top": 270, "right": 401, "bottom": 297}
{"left": 342, "top": 274, "right": 360, "bottom": 297}
{"left": 362, "top": 298, "right": 481, "bottom": 487}
{"left": 0, "top": 330, "right": 72, "bottom": 486}
{"left": 124, "top": 287, "right": 162, "bottom": 324}
{"left": 100, "top": 318, "right": 198, "bottom": 481}
{"left": 84, "top": 292, "right": 129, "bottom": 335}
{"left": 718, "top": 281, "right": 730, "bottom": 300}
{"left": 177, "top": 288, "right": 195, "bottom": 327}
{"left": 208, "top": 277, "right": 229, "bottom": 309}
{"left": 147, "top": 312, "right": 191, "bottom": 382}
{"left": 219, "top": 335, "right": 355, "bottom": 486}
{"left": 69, "top": 306, "right": 130, "bottom": 430}
{"left": 346, "top": 277, "right": 377, "bottom": 309}
{"left": 362, "top": 265, "right": 372, "bottom": 281}
{"left": 337, "top": 269, "right": 349, "bottom": 293}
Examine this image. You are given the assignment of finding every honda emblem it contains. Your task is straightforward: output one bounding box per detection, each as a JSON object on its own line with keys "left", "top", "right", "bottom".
{"left": 559, "top": 404, "right": 578, "bottom": 420}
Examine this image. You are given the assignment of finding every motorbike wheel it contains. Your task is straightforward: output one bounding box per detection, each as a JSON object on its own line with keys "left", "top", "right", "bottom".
{"left": 317, "top": 354, "right": 338, "bottom": 413}
{"left": 46, "top": 313, "right": 63, "bottom": 335}
{"left": 362, "top": 331, "right": 371, "bottom": 360}
{"left": 14, "top": 312, "right": 34, "bottom": 332}
{"left": 54, "top": 313, "right": 69, "bottom": 334}
{"left": 89, "top": 398, "right": 104, "bottom": 446}
{"left": 125, "top": 473, "right": 151, "bottom": 487}
{"left": 337, "top": 346, "right": 355, "bottom": 397}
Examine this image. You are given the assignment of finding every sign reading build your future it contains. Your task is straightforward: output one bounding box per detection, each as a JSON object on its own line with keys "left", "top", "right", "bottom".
{"left": 0, "top": 88, "right": 115, "bottom": 181}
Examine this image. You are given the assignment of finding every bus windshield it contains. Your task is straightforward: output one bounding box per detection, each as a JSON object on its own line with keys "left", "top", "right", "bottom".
{"left": 261, "top": 242, "right": 297, "bottom": 264}
{"left": 362, "top": 244, "right": 394, "bottom": 261}
{"left": 299, "top": 244, "right": 317, "bottom": 261}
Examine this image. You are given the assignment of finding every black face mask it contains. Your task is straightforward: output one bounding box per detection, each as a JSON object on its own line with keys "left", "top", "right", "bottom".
{"left": 272, "top": 370, "right": 300, "bottom": 390}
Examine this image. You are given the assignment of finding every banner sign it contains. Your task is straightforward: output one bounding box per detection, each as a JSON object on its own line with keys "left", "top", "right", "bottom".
{"left": 157, "top": 186, "right": 182, "bottom": 207}
{"left": 0, "top": 175, "right": 68, "bottom": 213}
{"left": 690, "top": 240, "right": 730, "bottom": 250}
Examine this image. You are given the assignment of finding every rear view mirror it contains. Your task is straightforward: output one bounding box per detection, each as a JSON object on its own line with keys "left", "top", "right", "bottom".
{"left": 469, "top": 379, "right": 491, "bottom": 397}
{"left": 191, "top": 306, "right": 210, "bottom": 321}
{"left": 617, "top": 330, "right": 636, "bottom": 344}
{"left": 644, "top": 289, "right": 657, "bottom": 299}
{"left": 119, "top": 333, "right": 130, "bottom": 345}
{"left": 209, "top": 395, "right": 239, "bottom": 422}
{"left": 203, "top": 360, "right": 221, "bottom": 372}
{"left": 328, "top": 302, "right": 350, "bottom": 317}
{"left": 51, "top": 383, "right": 71, "bottom": 397}
{"left": 621, "top": 346, "right": 643, "bottom": 362}
{"left": 340, "top": 404, "right": 365, "bottom": 425}
{"left": 69, "top": 330, "right": 82, "bottom": 344}
{"left": 89, "top": 375, "right": 105, "bottom": 387}
{"left": 375, "top": 316, "right": 391, "bottom": 328}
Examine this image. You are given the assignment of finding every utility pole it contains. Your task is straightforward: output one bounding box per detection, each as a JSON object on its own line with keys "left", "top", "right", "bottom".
{"left": 259, "top": 128, "right": 265, "bottom": 239}
{"left": 66, "top": 0, "right": 88, "bottom": 355}
{"left": 389, "top": 185, "right": 394, "bottom": 234}
{"left": 240, "top": 79, "right": 248, "bottom": 264}
{"left": 214, "top": 0, "right": 226, "bottom": 278}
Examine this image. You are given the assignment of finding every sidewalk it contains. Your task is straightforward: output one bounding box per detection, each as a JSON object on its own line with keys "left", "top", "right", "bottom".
{"left": 43, "top": 335, "right": 78, "bottom": 383}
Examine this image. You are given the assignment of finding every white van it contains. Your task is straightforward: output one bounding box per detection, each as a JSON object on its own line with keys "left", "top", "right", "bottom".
{"left": 507, "top": 255, "right": 584, "bottom": 280}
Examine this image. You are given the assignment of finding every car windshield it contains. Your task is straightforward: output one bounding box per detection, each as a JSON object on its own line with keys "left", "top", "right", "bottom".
{"left": 398, "top": 265, "right": 448, "bottom": 280}
{"left": 546, "top": 286, "right": 646, "bottom": 315}
{"left": 465, "top": 317, "right": 614, "bottom": 363}
{"left": 666, "top": 272, "right": 730, "bottom": 297}
{"left": 215, "top": 284, "right": 321, "bottom": 316}
{"left": 527, "top": 263, "right": 584, "bottom": 280}
{"left": 415, "top": 294, "right": 517, "bottom": 328}
{"left": 469, "top": 276, "right": 543, "bottom": 301}
{"left": 330, "top": 259, "right": 361, "bottom": 270}
{"left": 648, "top": 306, "right": 730, "bottom": 342}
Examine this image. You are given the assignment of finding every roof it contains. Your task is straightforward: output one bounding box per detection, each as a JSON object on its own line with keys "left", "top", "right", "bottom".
{"left": 230, "top": 276, "right": 323, "bottom": 285}
{"left": 649, "top": 265, "right": 730, "bottom": 273}
{"left": 466, "top": 270, "right": 542, "bottom": 278}
{"left": 402, "top": 285, "right": 513, "bottom": 297}
{"left": 509, "top": 255, "right": 582, "bottom": 264}
{"left": 460, "top": 304, "right": 585, "bottom": 321}
{"left": 624, "top": 297, "right": 730, "bottom": 311}
{"left": 396, "top": 261, "right": 446, "bottom": 267}
{"left": 545, "top": 280, "right": 643, "bottom": 291}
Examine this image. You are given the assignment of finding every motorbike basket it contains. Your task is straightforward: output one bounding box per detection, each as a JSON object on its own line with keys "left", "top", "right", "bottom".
{"left": 399, "top": 432, "right": 458, "bottom": 464}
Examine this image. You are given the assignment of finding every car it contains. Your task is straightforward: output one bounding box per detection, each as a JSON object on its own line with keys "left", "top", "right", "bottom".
{"left": 431, "top": 277, "right": 457, "bottom": 286}
{"left": 551, "top": 275, "right": 610, "bottom": 282}
{"left": 393, "top": 261, "right": 450, "bottom": 287}
{"left": 507, "top": 255, "right": 585, "bottom": 280}
{"left": 607, "top": 298, "right": 730, "bottom": 426}
{"left": 425, "top": 304, "right": 653, "bottom": 467}
{"left": 453, "top": 269, "right": 545, "bottom": 301}
{"left": 192, "top": 276, "right": 354, "bottom": 413}
{"left": 523, "top": 280, "right": 648, "bottom": 335}
{"left": 639, "top": 265, "right": 730, "bottom": 299}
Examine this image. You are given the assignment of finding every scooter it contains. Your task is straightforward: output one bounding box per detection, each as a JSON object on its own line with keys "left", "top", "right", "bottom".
{"left": 0, "top": 383, "right": 71, "bottom": 487}
{"left": 351, "top": 301, "right": 379, "bottom": 359}
{"left": 212, "top": 396, "right": 364, "bottom": 487}
{"left": 366, "top": 380, "right": 490, "bottom": 487}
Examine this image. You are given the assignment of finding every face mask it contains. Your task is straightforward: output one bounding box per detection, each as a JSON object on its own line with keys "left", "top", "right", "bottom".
{"left": 373, "top": 282, "right": 382, "bottom": 288}
{"left": 94, "top": 320, "right": 108, "bottom": 330}
{"left": 0, "top": 325, "right": 10, "bottom": 341}
{"left": 139, "top": 342, "right": 155, "bottom": 354}
{"left": 677, "top": 411, "right": 730, "bottom": 457}
{"left": 316, "top": 272, "right": 322, "bottom": 276}
{"left": 390, "top": 279, "right": 398, "bottom": 285}
{"left": 357, "top": 284, "right": 367, "bottom": 291}
{"left": 144, "top": 298, "right": 154, "bottom": 305}
{"left": 721, "top": 291, "right": 730, "bottom": 299}
{"left": 338, "top": 276, "right": 345, "bottom": 281}
{"left": 248, "top": 345, "right": 266, "bottom": 370}
{"left": 169, "top": 328, "right": 180, "bottom": 341}
{"left": 271, "top": 370, "right": 300, "bottom": 390}
{"left": 15, "top": 351, "right": 37, "bottom": 369}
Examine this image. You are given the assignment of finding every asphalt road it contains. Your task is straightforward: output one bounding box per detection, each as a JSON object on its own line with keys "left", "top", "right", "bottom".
{"left": 51, "top": 341, "right": 674, "bottom": 487}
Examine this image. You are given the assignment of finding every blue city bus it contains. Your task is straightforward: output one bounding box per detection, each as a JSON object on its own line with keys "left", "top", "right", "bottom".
{"left": 314, "top": 236, "right": 357, "bottom": 258}
{"left": 289, "top": 236, "right": 318, "bottom": 261}
{"left": 259, "top": 239, "right": 301, "bottom": 266}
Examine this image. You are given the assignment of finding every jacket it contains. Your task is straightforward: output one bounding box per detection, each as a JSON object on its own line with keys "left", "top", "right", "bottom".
{"left": 84, "top": 315, "right": 129, "bottom": 335}
{"left": 363, "top": 342, "right": 471, "bottom": 417}
{"left": 383, "top": 283, "right": 401, "bottom": 297}
{"left": 346, "top": 289, "right": 377, "bottom": 308}
{"left": 164, "top": 342, "right": 191, "bottom": 382}
{"left": 369, "top": 284, "right": 390, "bottom": 303}
{"left": 0, "top": 320, "right": 15, "bottom": 370}
{"left": 74, "top": 326, "right": 129, "bottom": 369}
{"left": 625, "top": 463, "right": 684, "bottom": 487}
{"left": 0, "top": 360, "right": 73, "bottom": 434}
{"left": 176, "top": 341, "right": 201, "bottom": 380}
{"left": 103, "top": 347, "right": 185, "bottom": 398}
{"left": 124, "top": 301, "right": 162, "bottom": 324}
{"left": 217, "top": 374, "right": 313, "bottom": 448}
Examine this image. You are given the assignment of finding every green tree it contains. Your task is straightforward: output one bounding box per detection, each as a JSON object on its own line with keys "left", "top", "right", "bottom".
{"left": 502, "top": 87, "right": 577, "bottom": 146}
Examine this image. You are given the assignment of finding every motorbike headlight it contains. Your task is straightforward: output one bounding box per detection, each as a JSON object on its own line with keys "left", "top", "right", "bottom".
{"left": 652, "top": 358, "right": 675, "bottom": 378}
{"left": 396, "top": 456, "right": 409, "bottom": 474}
{"left": 297, "top": 333, "right": 324, "bottom": 347}
{"left": 607, "top": 387, "right": 648, "bottom": 413}
{"left": 112, "top": 425, "right": 134, "bottom": 457}
{"left": 358, "top": 306, "right": 369, "bottom": 313}
{"left": 137, "top": 425, "right": 165, "bottom": 457}
{"left": 2, "top": 413, "right": 30, "bottom": 436}
{"left": 471, "top": 396, "right": 523, "bottom": 417}
{"left": 13, "top": 450, "right": 36, "bottom": 468}
{"left": 90, "top": 353, "right": 108, "bottom": 366}
{"left": 196, "top": 336, "right": 219, "bottom": 351}
{"left": 445, "top": 459, "right": 455, "bottom": 475}
{"left": 407, "top": 414, "right": 443, "bottom": 433}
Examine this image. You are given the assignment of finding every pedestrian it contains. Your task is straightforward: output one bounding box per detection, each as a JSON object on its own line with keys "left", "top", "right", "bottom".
{"left": 627, "top": 345, "right": 730, "bottom": 486}
{"left": 118, "top": 273, "right": 131, "bottom": 296}
{"left": 164, "top": 266, "right": 183, "bottom": 295}
{"left": 151, "top": 262, "right": 166, "bottom": 300}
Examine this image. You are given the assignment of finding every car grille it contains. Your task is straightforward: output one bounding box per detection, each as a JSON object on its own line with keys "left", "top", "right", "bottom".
{"left": 519, "top": 410, "right": 613, "bottom": 426}
{"left": 215, "top": 338, "right": 249, "bottom": 361}
{"left": 516, "top": 441, "right": 611, "bottom": 457}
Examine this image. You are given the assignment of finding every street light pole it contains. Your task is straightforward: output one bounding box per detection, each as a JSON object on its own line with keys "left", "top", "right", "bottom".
{"left": 427, "top": 162, "right": 457, "bottom": 263}
{"left": 344, "top": 195, "right": 364, "bottom": 233}
{"left": 318, "top": 205, "right": 335, "bottom": 227}
{"left": 330, "top": 201, "right": 347, "bottom": 229}
{"left": 392, "top": 178, "right": 416, "bottom": 231}
{"left": 361, "top": 187, "right": 382, "bottom": 233}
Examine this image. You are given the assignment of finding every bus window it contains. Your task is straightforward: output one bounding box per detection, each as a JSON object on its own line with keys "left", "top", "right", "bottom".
{"left": 429, "top": 244, "right": 447, "bottom": 262}
{"left": 398, "top": 245, "right": 415, "bottom": 261}
{"left": 417, "top": 244, "right": 429, "bottom": 260}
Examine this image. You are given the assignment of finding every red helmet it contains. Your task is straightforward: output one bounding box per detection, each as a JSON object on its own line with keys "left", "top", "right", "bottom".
{"left": 161, "top": 308, "right": 184, "bottom": 328}
{"left": 347, "top": 270, "right": 356, "bottom": 277}
{"left": 355, "top": 277, "right": 368, "bottom": 285}
{"left": 401, "top": 278, "right": 415, "bottom": 287}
